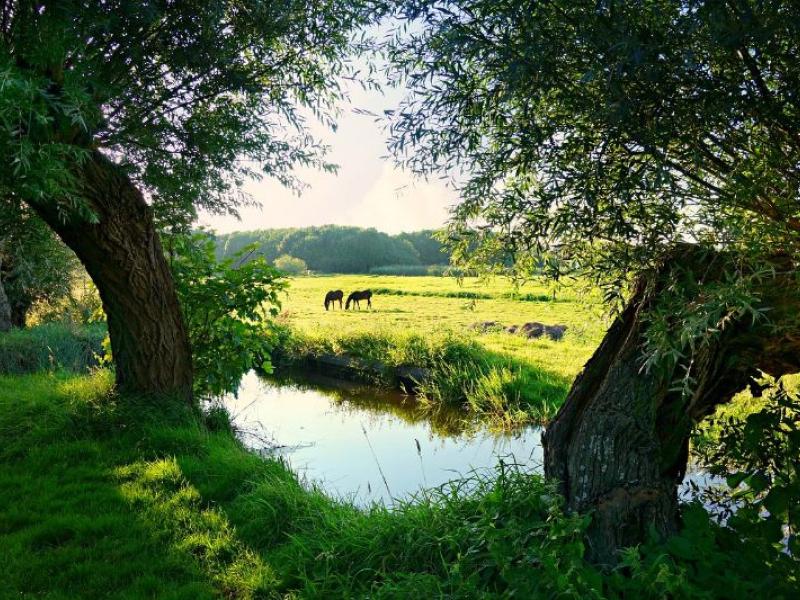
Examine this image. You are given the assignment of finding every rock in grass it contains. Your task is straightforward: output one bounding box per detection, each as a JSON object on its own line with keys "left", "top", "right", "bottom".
{"left": 519, "top": 322, "right": 567, "bottom": 341}
{"left": 471, "top": 320, "right": 567, "bottom": 341}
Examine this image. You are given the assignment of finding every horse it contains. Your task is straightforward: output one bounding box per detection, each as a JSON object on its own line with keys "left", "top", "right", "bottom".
{"left": 345, "top": 290, "right": 372, "bottom": 310}
{"left": 324, "top": 290, "right": 344, "bottom": 311}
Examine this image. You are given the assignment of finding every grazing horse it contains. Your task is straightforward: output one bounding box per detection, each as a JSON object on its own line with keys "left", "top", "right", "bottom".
{"left": 324, "top": 290, "right": 344, "bottom": 311}
{"left": 345, "top": 290, "right": 372, "bottom": 310}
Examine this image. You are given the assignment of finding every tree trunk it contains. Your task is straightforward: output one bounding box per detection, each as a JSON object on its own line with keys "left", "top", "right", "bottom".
{"left": 543, "top": 246, "right": 800, "bottom": 565}
{"left": 28, "top": 152, "right": 193, "bottom": 403}
{"left": 0, "top": 274, "right": 11, "bottom": 332}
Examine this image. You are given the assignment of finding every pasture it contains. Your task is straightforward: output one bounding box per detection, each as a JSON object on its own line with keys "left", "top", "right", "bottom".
{"left": 273, "top": 275, "right": 607, "bottom": 424}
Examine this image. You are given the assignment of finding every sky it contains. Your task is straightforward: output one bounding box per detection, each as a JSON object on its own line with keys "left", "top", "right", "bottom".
{"left": 198, "top": 78, "right": 459, "bottom": 236}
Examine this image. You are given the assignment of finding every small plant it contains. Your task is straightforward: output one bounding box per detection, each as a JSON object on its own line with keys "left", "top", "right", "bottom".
{"left": 692, "top": 383, "right": 800, "bottom": 561}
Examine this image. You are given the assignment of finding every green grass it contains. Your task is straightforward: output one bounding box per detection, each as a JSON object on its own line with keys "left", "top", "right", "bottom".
{"left": 273, "top": 275, "right": 604, "bottom": 425}
{"left": 0, "top": 322, "right": 105, "bottom": 375}
{"left": 2, "top": 370, "right": 796, "bottom": 598}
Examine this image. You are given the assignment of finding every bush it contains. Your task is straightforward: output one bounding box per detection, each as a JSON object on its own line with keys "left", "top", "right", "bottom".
{"left": 274, "top": 254, "right": 307, "bottom": 275}
{"left": 693, "top": 383, "right": 800, "bottom": 562}
{"left": 168, "top": 234, "right": 286, "bottom": 397}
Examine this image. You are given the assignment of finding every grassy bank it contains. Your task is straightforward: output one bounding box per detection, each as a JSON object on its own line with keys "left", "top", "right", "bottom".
{"left": 274, "top": 326, "right": 573, "bottom": 425}
{"left": 273, "top": 275, "right": 603, "bottom": 425}
{"left": 2, "top": 371, "right": 795, "bottom": 598}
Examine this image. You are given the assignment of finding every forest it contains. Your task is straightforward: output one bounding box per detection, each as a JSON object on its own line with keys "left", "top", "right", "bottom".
{"left": 0, "top": 1, "right": 798, "bottom": 598}
{"left": 215, "top": 226, "right": 451, "bottom": 274}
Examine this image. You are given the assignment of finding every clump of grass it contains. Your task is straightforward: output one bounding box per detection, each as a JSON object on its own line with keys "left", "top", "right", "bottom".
{"left": 0, "top": 322, "right": 106, "bottom": 375}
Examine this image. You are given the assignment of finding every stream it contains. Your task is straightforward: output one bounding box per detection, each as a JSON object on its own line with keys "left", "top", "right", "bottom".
{"left": 221, "top": 370, "right": 718, "bottom": 507}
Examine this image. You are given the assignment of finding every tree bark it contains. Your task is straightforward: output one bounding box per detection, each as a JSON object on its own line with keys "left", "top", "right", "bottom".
{"left": 543, "top": 246, "right": 800, "bottom": 565}
{"left": 0, "top": 273, "right": 11, "bottom": 332}
{"left": 28, "top": 152, "right": 193, "bottom": 403}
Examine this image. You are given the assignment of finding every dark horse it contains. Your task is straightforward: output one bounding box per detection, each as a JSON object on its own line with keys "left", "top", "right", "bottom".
{"left": 324, "top": 290, "right": 344, "bottom": 311}
{"left": 346, "top": 290, "right": 372, "bottom": 310}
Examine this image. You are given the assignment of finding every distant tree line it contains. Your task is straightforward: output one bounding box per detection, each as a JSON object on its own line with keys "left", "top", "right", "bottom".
{"left": 215, "top": 226, "right": 450, "bottom": 274}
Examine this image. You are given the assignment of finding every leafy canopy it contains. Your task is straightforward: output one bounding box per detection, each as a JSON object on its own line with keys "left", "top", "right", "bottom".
{"left": 273, "top": 254, "right": 307, "bottom": 276}
{"left": 385, "top": 0, "right": 800, "bottom": 295}
{"left": 0, "top": 0, "right": 380, "bottom": 225}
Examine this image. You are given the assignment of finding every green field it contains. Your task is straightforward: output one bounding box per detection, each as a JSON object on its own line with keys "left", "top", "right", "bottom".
{"left": 272, "top": 275, "right": 607, "bottom": 424}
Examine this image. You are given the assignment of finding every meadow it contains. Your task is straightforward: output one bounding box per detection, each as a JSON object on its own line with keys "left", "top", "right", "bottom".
{"left": 273, "top": 274, "right": 607, "bottom": 425}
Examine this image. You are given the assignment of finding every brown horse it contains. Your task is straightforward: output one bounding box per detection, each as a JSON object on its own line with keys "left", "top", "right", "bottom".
{"left": 324, "top": 290, "right": 344, "bottom": 310}
{"left": 345, "top": 290, "right": 372, "bottom": 310}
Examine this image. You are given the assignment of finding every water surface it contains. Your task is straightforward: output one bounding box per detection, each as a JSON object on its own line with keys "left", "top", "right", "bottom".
{"left": 223, "top": 370, "right": 542, "bottom": 505}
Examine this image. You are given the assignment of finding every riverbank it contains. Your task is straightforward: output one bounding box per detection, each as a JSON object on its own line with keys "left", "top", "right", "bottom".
{"left": 2, "top": 370, "right": 795, "bottom": 598}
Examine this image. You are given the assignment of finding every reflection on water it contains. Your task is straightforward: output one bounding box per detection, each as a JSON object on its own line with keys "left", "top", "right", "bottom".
{"left": 222, "top": 370, "right": 543, "bottom": 506}
{"left": 222, "top": 370, "right": 716, "bottom": 507}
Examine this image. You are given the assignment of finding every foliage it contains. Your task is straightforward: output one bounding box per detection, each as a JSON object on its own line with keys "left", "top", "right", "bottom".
{"left": 396, "top": 229, "right": 450, "bottom": 265}
{"left": 216, "top": 226, "right": 452, "bottom": 273}
{"left": 384, "top": 0, "right": 800, "bottom": 370}
{"left": 0, "top": 322, "right": 104, "bottom": 374}
{"left": 31, "top": 277, "right": 105, "bottom": 327}
{"left": 387, "top": 0, "right": 800, "bottom": 273}
{"left": 273, "top": 254, "right": 307, "bottom": 276}
{"left": 0, "top": 1, "right": 382, "bottom": 227}
{"left": 0, "top": 201, "right": 76, "bottom": 327}
{"left": 692, "top": 383, "right": 800, "bottom": 562}
{"left": 168, "top": 234, "right": 286, "bottom": 397}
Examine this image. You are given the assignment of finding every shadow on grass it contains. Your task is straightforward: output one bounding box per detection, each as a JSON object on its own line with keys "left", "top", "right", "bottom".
{"left": 0, "top": 372, "right": 275, "bottom": 598}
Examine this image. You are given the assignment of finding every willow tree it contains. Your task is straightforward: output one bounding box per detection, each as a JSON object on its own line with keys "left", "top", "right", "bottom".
{"left": 386, "top": 0, "right": 800, "bottom": 562}
{"left": 0, "top": 1, "right": 376, "bottom": 401}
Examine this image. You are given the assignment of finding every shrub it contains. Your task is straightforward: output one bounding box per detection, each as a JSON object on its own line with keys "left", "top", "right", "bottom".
{"left": 692, "top": 383, "right": 800, "bottom": 563}
{"left": 168, "top": 234, "right": 286, "bottom": 397}
{"left": 274, "top": 254, "right": 308, "bottom": 275}
{"left": 0, "top": 322, "right": 105, "bottom": 374}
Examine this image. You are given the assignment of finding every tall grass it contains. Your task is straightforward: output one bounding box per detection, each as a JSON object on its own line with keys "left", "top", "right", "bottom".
{"left": 273, "top": 326, "right": 572, "bottom": 425}
{"left": 0, "top": 323, "right": 105, "bottom": 374}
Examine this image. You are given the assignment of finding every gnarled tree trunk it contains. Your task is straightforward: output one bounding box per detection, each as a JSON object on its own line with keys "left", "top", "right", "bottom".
{"left": 28, "top": 152, "right": 193, "bottom": 403}
{"left": 543, "top": 246, "right": 800, "bottom": 565}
